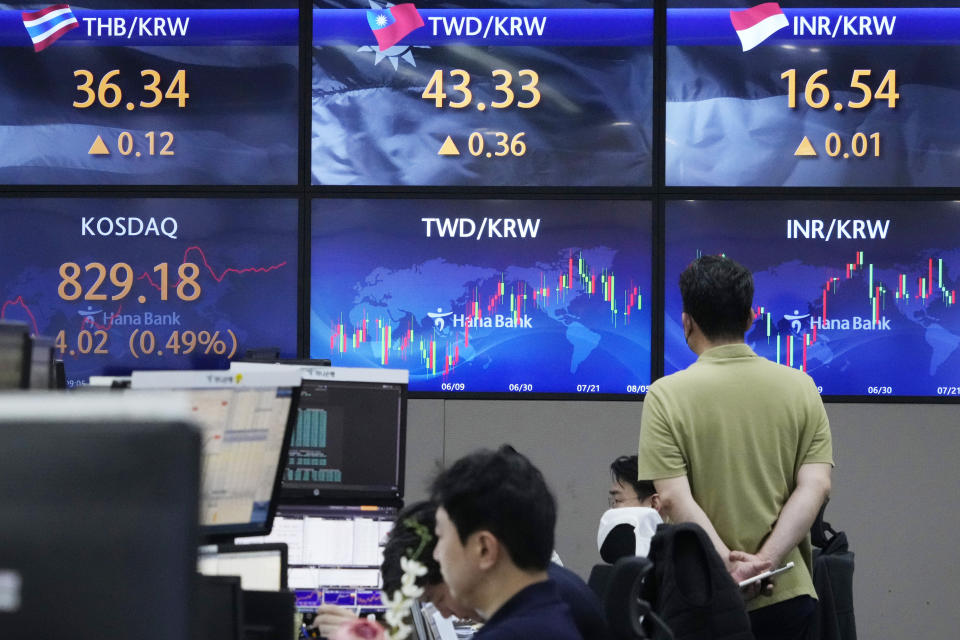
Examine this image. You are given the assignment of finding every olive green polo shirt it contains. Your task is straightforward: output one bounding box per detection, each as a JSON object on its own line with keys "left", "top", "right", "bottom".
{"left": 637, "top": 343, "right": 833, "bottom": 611}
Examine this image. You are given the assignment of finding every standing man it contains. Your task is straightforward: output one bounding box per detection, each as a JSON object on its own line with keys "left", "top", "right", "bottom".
{"left": 636, "top": 255, "right": 833, "bottom": 640}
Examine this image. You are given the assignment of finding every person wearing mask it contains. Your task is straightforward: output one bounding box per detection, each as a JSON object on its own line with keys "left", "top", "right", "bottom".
{"left": 597, "top": 455, "right": 664, "bottom": 563}
{"left": 636, "top": 255, "right": 833, "bottom": 640}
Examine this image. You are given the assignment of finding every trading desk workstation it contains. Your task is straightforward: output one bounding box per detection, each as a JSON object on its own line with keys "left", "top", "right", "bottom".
{"left": 3, "top": 2, "right": 960, "bottom": 639}
{"left": 0, "top": 337, "right": 413, "bottom": 639}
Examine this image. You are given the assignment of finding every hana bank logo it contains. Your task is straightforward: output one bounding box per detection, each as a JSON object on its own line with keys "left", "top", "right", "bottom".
{"left": 730, "top": 2, "right": 789, "bottom": 52}
{"left": 427, "top": 307, "right": 454, "bottom": 334}
{"left": 783, "top": 309, "right": 811, "bottom": 334}
{"left": 360, "top": 1, "right": 427, "bottom": 69}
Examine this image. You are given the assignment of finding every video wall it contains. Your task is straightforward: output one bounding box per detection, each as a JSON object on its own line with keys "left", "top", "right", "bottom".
{"left": 3, "top": 1, "right": 959, "bottom": 400}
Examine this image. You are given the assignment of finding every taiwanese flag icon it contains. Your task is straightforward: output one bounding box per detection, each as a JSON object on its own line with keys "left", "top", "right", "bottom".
{"left": 22, "top": 4, "right": 79, "bottom": 52}
{"left": 367, "top": 3, "right": 424, "bottom": 52}
{"left": 730, "top": 2, "right": 789, "bottom": 52}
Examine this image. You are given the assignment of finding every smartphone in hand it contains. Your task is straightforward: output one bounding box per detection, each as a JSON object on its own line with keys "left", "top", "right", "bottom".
{"left": 738, "top": 561, "right": 795, "bottom": 588}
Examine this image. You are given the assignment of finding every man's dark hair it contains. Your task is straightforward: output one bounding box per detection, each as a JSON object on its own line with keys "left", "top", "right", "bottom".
{"left": 610, "top": 455, "right": 656, "bottom": 501}
{"left": 679, "top": 255, "right": 754, "bottom": 340}
{"left": 380, "top": 501, "right": 443, "bottom": 596}
{"left": 430, "top": 445, "right": 555, "bottom": 571}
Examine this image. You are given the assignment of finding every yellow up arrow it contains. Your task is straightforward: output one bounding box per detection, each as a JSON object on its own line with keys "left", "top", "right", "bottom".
{"left": 794, "top": 136, "right": 817, "bottom": 157}
{"left": 438, "top": 136, "right": 460, "bottom": 156}
{"left": 88, "top": 135, "right": 110, "bottom": 155}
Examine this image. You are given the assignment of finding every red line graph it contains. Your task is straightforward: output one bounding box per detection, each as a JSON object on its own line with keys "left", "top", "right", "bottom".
{"left": 137, "top": 245, "right": 287, "bottom": 291}
{"left": 0, "top": 296, "right": 39, "bottom": 335}
{"left": 139, "top": 245, "right": 288, "bottom": 291}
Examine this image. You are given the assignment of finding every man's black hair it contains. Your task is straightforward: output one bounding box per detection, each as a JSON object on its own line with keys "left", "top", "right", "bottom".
{"left": 610, "top": 455, "right": 656, "bottom": 501}
{"left": 679, "top": 255, "right": 754, "bottom": 341}
{"left": 380, "top": 501, "right": 443, "bottom": 596}
{"left": 430, "top": 444, "right": 555, "bottom": 571}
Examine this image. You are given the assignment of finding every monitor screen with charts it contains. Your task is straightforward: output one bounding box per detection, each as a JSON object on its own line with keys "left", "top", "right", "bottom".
{"left": 238, "top": 504, "right": 397, "bottom": 606}
{"left": 131, "top": 368, "right": 301, "bottom": 541}
{"left": 197, "top": 543, "right": 288, "bottom": 592}
{"left": 231, "top": 363, "right": 408, "bottom": 504}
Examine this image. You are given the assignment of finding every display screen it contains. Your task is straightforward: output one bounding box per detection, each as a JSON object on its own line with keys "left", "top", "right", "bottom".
{"left": 310, "top": 198, "right": 652, "bottom": 396}
{"left": 0, "top": 198, "right": 298, "bottom": 386}
{"left": 664, "top": 200, "right": 960, "bottom": 398}
{"left": 311, "top": 1, "right": 652, "bottom": 186}
{"left": 282, "top": 378, "right": 405, "bottom": 501}
{"left": 666, "top": 1, "right": 960, "bottom": 186}
{"left": 187, "top": 386, "right": 295, "bottom": 534}
{"left": 0, "top": 1, "right": 297, "bottom": 185}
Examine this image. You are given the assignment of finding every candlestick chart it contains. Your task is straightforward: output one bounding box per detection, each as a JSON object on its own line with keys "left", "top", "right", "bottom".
{"left": 310, "top": 199, "right": 652, "bottom": 395}
{"left": 665, "top": 200, "right": 960, "bottom": 396}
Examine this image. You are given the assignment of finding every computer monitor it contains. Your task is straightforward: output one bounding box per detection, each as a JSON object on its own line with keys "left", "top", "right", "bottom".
{"left": 27, "top": 335, "right": 55, "bottom": 390}
{"left": 230, "top": 363, "right": 408, "bottom": 505}
{"left": 196, "top": 575, "right": 243, "bottom": 640}
{"left": 130, "top": 369, "right": 302, "bottom": 542}
{"left": 0, "top": 320, "right": 30, "bottom": 389}
{"left": 198, "top": 543, "right": 288, "bottom": 591}
{"left": 239, "top": 503, "right": 397, "bottom": 608}
{"left": 0, "top": 393, "right": 200, "bottom": 640}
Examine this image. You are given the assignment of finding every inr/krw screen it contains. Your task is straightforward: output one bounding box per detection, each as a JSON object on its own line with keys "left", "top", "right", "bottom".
{"left": 666, "top": 1, "right": 960, "bottom": 187}
{"left": 664, "top": 200, "right": 960, "bottom": 398}
{"left": 310, "top": 198, "right": 652, "bottom": 396}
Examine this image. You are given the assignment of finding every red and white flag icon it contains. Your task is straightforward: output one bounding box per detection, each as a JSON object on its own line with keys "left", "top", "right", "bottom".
{"left": 730, "top": 2, "right": 789, "bottom": 52}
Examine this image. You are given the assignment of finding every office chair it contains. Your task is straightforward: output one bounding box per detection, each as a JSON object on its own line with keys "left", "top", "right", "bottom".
{"left": 604, "top": 556, "right": 674, "bottom": 640}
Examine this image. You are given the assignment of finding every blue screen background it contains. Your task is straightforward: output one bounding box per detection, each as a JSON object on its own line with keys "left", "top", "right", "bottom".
{"left": 664, "top": 200, "right": 960, "bottom": 397}
{"left": 0, "top": 198, "right": 299, "bottom": 386}
{"left": 310, "top": 199, "right": 652, "bottom": 395}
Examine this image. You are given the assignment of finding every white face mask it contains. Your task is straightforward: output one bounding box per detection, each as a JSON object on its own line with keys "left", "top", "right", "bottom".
{"left": 597, "top": 507, "right": 664, "bottom": 558}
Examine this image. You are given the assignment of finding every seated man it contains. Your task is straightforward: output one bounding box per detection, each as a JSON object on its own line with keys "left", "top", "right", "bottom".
{"left": 431, "top": 445, "right": 584, "bottom": 640}
{"left": 310, "top": 501, "right": 475, "bottom": 637}
{"left": 608, "top": 455, "right": 660, "bottom": 511}
{"left": 314, "top": 499, "right": 606, "bottom": 640}
{"left": 598, "top": 455, "right": 664, "bottom": 562}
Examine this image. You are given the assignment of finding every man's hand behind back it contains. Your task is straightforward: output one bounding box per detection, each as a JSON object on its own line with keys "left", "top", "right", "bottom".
{"left": 728, "top": 550, "right": 774, "bottom": 601}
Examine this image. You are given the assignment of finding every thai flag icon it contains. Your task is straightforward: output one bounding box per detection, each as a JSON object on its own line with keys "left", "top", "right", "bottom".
{"left": 22, "top": 4, "right": 79, "bottom": 52}
{"left": 366, "top": 3, "right": 424, "bottom": 52}
{"left": 730, "top": 2, "right": 789, "bottom": 52}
